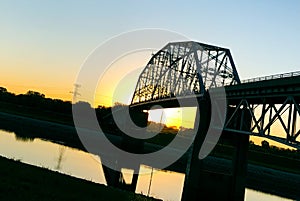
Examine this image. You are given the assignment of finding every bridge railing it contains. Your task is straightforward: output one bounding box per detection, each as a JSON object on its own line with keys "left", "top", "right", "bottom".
{"left": 241, "top": 71, "right": 300, "bottom": 84}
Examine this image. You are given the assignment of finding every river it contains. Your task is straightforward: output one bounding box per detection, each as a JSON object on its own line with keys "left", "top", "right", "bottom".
{"left": 0, "top": 129, "right": 295, "bottom": 201}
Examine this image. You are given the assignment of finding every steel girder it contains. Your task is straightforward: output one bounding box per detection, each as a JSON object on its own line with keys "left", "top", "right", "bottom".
{"left": 224, "top": 96, "right": 300, "bottom": 149}
{"left": 131, "top": 41, "right": 240, "bottom": 105}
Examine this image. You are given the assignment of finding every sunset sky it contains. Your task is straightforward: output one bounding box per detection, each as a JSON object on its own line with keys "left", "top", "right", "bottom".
{"left": 1, "top": 1, "right": 300, "bottom": 132}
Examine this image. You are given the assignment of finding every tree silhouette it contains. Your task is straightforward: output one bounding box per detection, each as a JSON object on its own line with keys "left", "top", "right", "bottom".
{"left": 0, "top": 87, "right": 7, "bottom": 93}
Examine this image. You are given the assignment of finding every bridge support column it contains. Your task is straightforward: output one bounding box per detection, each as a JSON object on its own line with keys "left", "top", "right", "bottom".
{"left": 181, "top": 98, "right": 211, "bottom": 201}
{"left": 227, "top": 106, "right": 251, "bottom": 200}
{"left": 231, "top": 133, "right": 249, "bottom": 200}
{"left": 181, "top": 103, "right": 251, "bottom": 201}
{"left": 122, "top": 109, "right": 148, "bottom": 192}
{"left": 121, "top": 108, "right": 148, "bottom": 153}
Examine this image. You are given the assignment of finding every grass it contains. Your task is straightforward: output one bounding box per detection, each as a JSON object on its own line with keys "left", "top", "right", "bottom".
{"left": 0, "top": 156, "right": 159, "bottom": 201}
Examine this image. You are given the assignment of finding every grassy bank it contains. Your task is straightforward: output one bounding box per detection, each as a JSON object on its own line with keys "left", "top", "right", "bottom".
{"left": 0, "top": 156, "right": 159, "bottom": 201}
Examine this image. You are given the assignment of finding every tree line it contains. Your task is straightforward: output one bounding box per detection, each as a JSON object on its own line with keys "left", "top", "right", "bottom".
{"left": 0, "top": 87, "right": 72, "bottom": 114}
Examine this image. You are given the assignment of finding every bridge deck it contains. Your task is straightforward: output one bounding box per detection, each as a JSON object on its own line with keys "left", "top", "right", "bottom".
{"left": 130, "top": 75, "right": 300, "bottom": 108}
{"left": 225, "top": 75, "right": 300, "bottom": 104}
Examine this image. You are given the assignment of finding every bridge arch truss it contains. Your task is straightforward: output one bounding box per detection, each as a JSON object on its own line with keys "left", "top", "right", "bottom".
{"left": 131, "top": 41, "right": 240, "bottom": 105}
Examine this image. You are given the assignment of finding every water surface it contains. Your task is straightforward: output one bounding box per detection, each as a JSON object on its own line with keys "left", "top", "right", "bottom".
{"left": 0, "top": 129, "right": 294, "bottom": 201}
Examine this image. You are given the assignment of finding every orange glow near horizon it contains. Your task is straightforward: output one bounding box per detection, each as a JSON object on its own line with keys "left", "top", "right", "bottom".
{"left": 0, "top": 49, "right": 156, "bottom": 104}
{"left": 148, "top": 108, "right": 197, "bottom": 129}
{"left": 0, "top": 46, "right": 80, "bottom": 101}
{"left": 0, "top": 83, "right": 73, "bottom": 101}
{"left": 93, "top": 50, "right": 154, "bottom": 107}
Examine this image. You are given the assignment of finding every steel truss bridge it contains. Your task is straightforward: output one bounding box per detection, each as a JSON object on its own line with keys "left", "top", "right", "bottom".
{"left": 100, "top": 41, "right": 300, "bottom": 201}
{"left": 130, "top": 41, "right": 300, "bottom": 149}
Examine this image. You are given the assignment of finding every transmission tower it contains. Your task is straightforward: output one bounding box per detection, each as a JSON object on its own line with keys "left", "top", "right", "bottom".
{"left": 70, "top": 83, "right": 81, "bottom": 102}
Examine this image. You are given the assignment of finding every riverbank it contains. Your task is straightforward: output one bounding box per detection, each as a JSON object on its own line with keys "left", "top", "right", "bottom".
{"left": 0, "top": 156, "right": 159, "bottom": 201}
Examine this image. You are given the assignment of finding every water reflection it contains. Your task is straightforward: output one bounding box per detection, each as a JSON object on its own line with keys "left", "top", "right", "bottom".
{"left": 0, "top": 130, "right": 106, "bottom": 184}
{"left": 245, "top": 189, "right": 293, "bottom": 201}
{"left": 0, "top": 128, "right": 296, "bottom": 201}
{"left": 0, "top": 113, "right": 82, "bottom": 150}
{"left": 136, "top": 166, "right": 185, "bottom": 201}
{"left": 55, "top": 146, "right": 66, "bottom": 170}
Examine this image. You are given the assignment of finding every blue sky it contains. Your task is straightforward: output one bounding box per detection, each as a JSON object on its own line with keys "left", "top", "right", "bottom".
{"left": 0, "top": 0, "right": 300, "bottom": 101}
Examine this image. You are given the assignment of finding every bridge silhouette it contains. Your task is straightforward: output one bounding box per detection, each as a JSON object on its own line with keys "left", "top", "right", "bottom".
{"left": 102, "top": 41, "right": 300, "bottom": 201}
{"left": 130, "top": 41, "right": 299, "bottom": 149}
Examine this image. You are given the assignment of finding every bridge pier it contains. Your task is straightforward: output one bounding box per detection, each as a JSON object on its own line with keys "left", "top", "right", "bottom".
{"left": 102, "top": 165, "right": 140, "bottom": 192}
{"left": 102, "top": 108, "right": 148, "bottom": 192}
{"left": 181, "top": 103, "right": 251, "bottom": 201}
{"left": 231, "top": 133, "right": 249, "bottom": 200}
{"left": 181, "top": 98, "right": 211, "bottom": 201}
